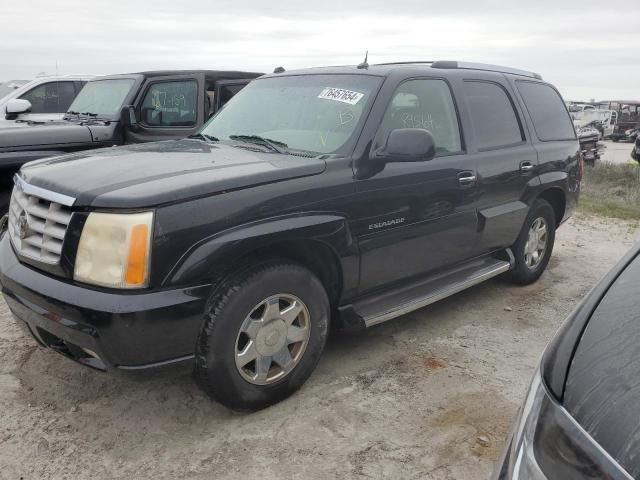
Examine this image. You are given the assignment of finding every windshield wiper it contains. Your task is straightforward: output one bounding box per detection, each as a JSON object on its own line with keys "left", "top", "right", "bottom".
{"left": 229, "top": 135, "right": 288, "bottom": 154}
{"left": 66, "top": 110, "right": 80, "bottom": 115}
{"left": 189, "top": 133, "right": 219, "bottom": 142}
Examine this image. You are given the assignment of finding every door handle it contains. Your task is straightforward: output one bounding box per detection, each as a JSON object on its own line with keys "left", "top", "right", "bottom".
{"left": 457, "top": 171, "right": 477, "bottom": 185}
{"left": 520, "top": 161, "right": 534, "bottom": 173}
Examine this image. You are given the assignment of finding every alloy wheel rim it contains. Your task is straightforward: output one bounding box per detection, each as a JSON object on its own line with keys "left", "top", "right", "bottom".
{"left": 524, "top": 217, "right": 548, "bottom": 269}
{"left": 234, "top": 294, "right": 311, "bottom": 385}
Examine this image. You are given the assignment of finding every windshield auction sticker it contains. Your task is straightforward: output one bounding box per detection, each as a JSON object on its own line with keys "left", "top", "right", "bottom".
{"left": 318, "top": 87, "right": 365, "bottom": 105}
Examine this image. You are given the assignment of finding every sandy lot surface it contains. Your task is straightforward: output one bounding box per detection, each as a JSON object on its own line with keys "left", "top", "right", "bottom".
{"left": 1, "top": 212, "right": 638, "bottom": 480}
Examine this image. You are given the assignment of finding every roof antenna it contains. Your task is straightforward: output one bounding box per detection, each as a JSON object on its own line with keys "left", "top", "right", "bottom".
{"left": 273, "top": 66, "right": 285, "bottom": 74}
{"left": 357, "top": 51, "right": 369, "bottom": 70}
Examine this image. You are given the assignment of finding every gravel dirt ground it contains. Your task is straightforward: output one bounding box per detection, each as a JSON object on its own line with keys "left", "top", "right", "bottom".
{"left": 1, "top": 212, "right": 638, "bottom": 480}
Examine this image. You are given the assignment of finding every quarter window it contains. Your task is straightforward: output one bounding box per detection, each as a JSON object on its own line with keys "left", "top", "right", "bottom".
{"left": 516, "top": 81, "right": 576, "bottom": 141}
{"left": 19, "top": 81, "right": 77, "bottom": 114}
{"left": 140, "top": 80, "right": 198, "bottom": 127}
{"left": 463, "top": 81, "right": 524, "bottom": 150}
{"left": 380, "top": 79, "right": 462, "bottom": 154}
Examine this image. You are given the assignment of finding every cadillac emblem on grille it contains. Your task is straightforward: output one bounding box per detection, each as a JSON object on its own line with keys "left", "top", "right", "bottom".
{"left": 16, "top": 212, "right": 29, "bottom": 239}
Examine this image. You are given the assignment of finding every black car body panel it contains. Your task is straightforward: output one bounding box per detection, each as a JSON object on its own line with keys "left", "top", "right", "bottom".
{"left": 496, "top": 244, "right": 640, "bottom": 479}
{"left": 563, "top": 249, "right": 640, "bottom": 477}
{"left": 0, "top": 62, "right": 580, "bottom": 375}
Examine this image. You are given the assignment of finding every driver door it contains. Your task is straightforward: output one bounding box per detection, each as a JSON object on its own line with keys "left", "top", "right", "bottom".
{"left": 353, "top": 78, "right": 480, "bottom": 294}
{"left": 124, "top": 73, "right": 205, "bottom": 144}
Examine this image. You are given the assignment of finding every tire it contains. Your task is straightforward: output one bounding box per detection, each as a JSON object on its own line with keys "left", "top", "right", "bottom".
{"left": 504, "top": 199, "right": 556, "bottom": 285}
{"left": 194, "top": 262, "right": 330, "bottom": 411}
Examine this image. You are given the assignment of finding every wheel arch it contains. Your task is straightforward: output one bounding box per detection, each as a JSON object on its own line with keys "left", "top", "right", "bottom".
{"left": 536, "top": 187, "right": 566, "bottom": 228}
{"left": 162, "top": 213, "right": 358, "bottom": 307}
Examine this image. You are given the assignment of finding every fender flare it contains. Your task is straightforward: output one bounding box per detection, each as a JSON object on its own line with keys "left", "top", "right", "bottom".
{"left": 162, "top": 213, "right": 358, "bottom": 291}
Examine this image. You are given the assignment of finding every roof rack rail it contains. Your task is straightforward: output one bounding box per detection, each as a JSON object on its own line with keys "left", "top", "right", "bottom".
{"left": 431, "top": 61, "right": 543, "bottom": 80}
{"left": 374, "top": 61, "right": 434, "bottom": 66}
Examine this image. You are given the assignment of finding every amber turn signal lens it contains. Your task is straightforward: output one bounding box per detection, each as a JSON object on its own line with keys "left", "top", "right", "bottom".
{"left": 125, "top": 224, "right": 150, "bottom": 286}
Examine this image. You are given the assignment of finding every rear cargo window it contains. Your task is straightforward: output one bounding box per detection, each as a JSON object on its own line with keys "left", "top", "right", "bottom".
{"left": 516, "top": 81, "right": 576, "bottom": 141}
{"left": 462, "top": 81, "right": 524, "bottom": 150}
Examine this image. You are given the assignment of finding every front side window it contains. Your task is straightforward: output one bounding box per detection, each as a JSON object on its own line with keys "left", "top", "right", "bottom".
{"left": 201, "top": 74, "right": 382, "bottom": 155}
{"left": 140, "top": 80, "right": 198, "bottom": 127}
{"left": 516, "top": 81, "right": 576, "bottom": 141}
{"left": 19, "top": 81, "right": 76, "bottom": 114}
{"left": 69, "top": 79, "right": 135, "bottom": 117}
{"left": 379, "top": 79, "right": 462, "bottom": 155}
{"left": 463, "top": 81, "right": 524, "bottom": 150}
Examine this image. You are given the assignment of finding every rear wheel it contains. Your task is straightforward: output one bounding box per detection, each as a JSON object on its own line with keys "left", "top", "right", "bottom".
{"left": 194, "top": 262, "right": 329, "bottom": 411}
{"left": 505, "top": 199, "right": 556, "bottom": 285}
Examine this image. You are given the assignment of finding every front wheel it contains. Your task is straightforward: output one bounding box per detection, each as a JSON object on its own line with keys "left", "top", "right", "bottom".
{"left": 504, "top": 199, "right": 556, "bottom": 285}
{"left": 194, "top": 262, "right": 329, "bottom": 411}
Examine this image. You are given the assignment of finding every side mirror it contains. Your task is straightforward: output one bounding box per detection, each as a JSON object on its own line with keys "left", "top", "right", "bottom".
{"left": 5, "top": 99, "right": 32, "bottom": 119}
{"left": 120, "top": 105, "right": 139, "bottom": 131}
{"left": 376, "top": 128, "right": 436, "bottom": 162}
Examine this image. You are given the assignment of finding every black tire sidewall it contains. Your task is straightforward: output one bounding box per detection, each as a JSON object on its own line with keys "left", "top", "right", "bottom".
{"left": 195, "top": 263, "right": 329, "bottom": 410}
{"left": 508, "top": 200, "right": 556, "bottom": 285}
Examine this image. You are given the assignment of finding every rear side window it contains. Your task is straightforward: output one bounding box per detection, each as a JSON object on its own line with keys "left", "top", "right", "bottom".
{"left": 19, "top": 81, "right": 76, "bottom": 114}
{"left": 463, "top": 81, "right": 524, "bottom": 150}
{"left": 140, "top": 80, "right": 198, "bottom": 127}
{"left": 516, "top": 81, "right": 576, "bottom": 141}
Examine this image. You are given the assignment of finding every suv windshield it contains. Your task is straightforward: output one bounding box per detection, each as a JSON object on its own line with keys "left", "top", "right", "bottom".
{"left": 200, "top": 74, "right": 382, "bottom": 155}
{"left": 68, "top": 78, "right": 135, "bottom": 117}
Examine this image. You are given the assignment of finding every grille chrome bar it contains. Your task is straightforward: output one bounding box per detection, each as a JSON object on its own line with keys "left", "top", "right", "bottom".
{"left": 13, "top": 174, "right": 76, "bottom": 207}
{"left": 8, "top": 178, "right": 75, "bottom": 265}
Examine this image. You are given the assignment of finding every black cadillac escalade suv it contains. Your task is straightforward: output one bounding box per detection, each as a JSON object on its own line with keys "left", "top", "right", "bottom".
{"left": 0, "top": 61, "right": 581, "bottom": 410}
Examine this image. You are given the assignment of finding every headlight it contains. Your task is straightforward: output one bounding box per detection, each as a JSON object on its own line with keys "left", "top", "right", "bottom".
{"left": 496, "top": 368, "right": 632, "bottom": 480}
{"left": 74, "top": 212, "right": 153, "bottom": 289}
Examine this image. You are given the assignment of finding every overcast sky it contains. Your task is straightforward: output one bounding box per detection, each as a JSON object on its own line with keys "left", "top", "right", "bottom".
{"left": 2, "top": 0, "right": 638, "bottom": 101}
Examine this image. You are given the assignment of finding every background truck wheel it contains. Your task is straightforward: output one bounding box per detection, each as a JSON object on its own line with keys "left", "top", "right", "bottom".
{"left": 504, "top": 199, "right": 556, "bottom": 285}
{"left": 194, "top": 262, "right": 330, "bottom": 411}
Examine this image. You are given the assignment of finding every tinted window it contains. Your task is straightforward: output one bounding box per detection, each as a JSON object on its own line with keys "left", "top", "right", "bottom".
{"left": 380, "top": 79, "right": 462, "bottom": 154}
{"left": 19, "top": 81, "right": 76, "bottom": 114}
{"left": 516, "top": 81, "right": 576, "bottom": 141}
{"left": 141, "top": 80, "right": 198, "bottom": 127}
{"left": 463, "top": 81, "right": 523, "bottom": 150}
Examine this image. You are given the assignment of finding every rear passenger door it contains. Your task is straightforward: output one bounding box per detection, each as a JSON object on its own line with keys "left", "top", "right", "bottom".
{"left": 462, "top": 76, "right": 538, "bottom": 252}
{"left": 125, "top": 73, "right": 205, "bottom": 144}
{"left": 17, "top": 80, "right": 81, "bottom": 122}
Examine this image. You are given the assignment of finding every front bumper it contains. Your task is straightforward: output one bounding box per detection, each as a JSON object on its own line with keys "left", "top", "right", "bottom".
{"left": 0, "top": 232, "right": 211, "bottom": 371}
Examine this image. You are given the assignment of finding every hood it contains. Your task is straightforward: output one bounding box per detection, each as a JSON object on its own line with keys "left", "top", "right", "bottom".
{"left": 0, "top": 120, "right": 92, "bottom": 149}
{"left": 20, "top": 139, "right": 326, "bottom": 208}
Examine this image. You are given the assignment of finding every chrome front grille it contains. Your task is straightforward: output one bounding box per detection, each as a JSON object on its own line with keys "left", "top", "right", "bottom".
{"left": 8, "top": 185, "right": 73, "bottom": 264}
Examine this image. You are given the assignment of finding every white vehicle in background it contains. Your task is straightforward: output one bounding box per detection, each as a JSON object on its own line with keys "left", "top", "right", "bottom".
{"left": 0, "top": 74, "right": 96, "bottom": 127}
{"left": 568, "top": 105, "right": 617, "bottom": 139}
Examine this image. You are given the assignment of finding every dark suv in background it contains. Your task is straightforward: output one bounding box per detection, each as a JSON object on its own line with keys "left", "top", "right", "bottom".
{"left": 0, "top": 60, "right": 581, "bottom": 410}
